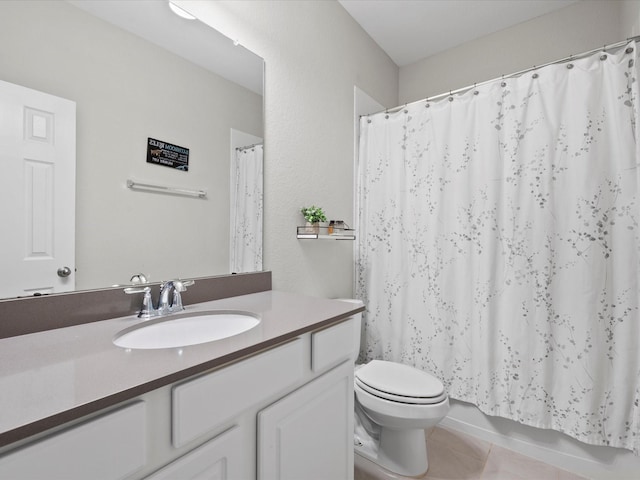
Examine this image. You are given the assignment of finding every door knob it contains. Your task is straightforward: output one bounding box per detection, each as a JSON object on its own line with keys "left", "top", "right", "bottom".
{"left": 57, "top": 266, "right": 72, "bottom": 277}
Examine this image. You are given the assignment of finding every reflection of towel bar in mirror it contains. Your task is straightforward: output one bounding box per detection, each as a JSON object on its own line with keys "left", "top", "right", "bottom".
{"left": 126, "top": 179, "right": 207, "bottom": 198}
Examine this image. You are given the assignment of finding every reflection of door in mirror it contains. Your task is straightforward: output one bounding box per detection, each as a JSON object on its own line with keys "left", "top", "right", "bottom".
{"left": 0, "top": 80, "right": 76, "bottom": 298}
{"left": 230, "top": 129, "right": 263, "bottom": 273}
{"left": 0, "top": 1, "right": 263, "bottom": 298}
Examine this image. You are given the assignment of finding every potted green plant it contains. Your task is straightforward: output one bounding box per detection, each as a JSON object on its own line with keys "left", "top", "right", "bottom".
{"left": 301, "top": 205, "right": 327, "bottom": 233}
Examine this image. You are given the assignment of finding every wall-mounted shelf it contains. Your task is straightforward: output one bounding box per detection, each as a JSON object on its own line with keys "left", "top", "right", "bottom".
{"left": 296, "top": 226, "right": 355, "bottom": 240}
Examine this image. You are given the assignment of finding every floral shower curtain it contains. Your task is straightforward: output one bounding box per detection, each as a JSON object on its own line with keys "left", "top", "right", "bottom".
{"left": 230, "top": 144, "right": 263, "bottom": 273}
{"left": 356, "top": 42, "right": 640, "bottom": 452}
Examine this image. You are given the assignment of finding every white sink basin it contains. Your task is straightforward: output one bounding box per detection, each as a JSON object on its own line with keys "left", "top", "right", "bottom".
{"left": 113, "top": 310, "right": 260, "bottom": 349}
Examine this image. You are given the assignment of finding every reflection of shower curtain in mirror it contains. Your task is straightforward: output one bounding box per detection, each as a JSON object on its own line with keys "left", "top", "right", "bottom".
{"left": 230, "top": 144, "right": 263, "bottom": 273}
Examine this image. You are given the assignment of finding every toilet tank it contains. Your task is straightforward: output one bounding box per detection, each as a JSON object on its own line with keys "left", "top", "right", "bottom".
{"left": 335, "top": 298, "right": 364, "bottom": 363}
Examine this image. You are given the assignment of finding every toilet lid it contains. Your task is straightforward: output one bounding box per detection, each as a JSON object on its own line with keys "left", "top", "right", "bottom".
{"left": 355, "top": 360, "right": 446, "bottom": 404}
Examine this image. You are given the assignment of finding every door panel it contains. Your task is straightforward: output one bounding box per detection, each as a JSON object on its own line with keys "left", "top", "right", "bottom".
{"left": 0, "top": 80, "right": 76, "bottom": 297}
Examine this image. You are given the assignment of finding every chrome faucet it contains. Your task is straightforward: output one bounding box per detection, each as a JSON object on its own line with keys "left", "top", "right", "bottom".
{"left": 125, "top": 279, "right": 194, "bottom": 319}
{"left": 157, "top": 281, "right": 175, "bottom": 315}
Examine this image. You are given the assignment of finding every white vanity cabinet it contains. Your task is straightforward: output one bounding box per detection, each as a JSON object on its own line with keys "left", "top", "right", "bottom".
{"left": 161, "top": 318, "right": 356, "bottom": 480}
{"left": 0, "top": 316, "right": 357, "bottom": 480}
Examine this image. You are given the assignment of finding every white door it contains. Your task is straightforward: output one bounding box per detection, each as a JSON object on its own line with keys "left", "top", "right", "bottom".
{"left": 0, "top": 79, "right": 76, "bottom": 298}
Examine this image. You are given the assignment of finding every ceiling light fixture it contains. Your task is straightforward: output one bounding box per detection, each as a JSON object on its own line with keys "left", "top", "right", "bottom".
{"left": 168, "top": 1, "right": 196, "bottom": 20}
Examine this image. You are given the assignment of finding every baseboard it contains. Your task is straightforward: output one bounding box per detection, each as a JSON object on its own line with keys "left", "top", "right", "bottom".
{"left": 440, "top": 401, "right": 640, "bottom": 480}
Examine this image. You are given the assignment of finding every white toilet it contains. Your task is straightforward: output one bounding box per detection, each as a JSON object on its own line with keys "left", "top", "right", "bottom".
{"left": 339, "top": 299, "right": 450, "bottom": 478}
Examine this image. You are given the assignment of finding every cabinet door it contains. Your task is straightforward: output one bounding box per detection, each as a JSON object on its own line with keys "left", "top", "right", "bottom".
{"left": 148, "top": 425, "right": 245, "bottom": 480}
{"left": 258, "top": 361, "right": 354, "bottom": 480}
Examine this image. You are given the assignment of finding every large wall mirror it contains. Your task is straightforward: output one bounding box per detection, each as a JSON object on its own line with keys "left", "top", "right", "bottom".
{"left": 0, "top": 0, "right": 264, "bottom": 300}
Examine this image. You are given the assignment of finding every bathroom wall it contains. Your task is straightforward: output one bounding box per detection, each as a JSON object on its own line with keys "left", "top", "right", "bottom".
{"left": 622, "top": 0, "right": 640, "bottom": 36}
{"left": 177, "top": 0, "right": 399, "bottom": 298}
{"left": 176, "top": 0, "right": 640, "bottom": 300}
{"left": 399, "top": 0, "right": 636, "bottom": 103}
{"left": 0, "top": 1, "right": 262, "bottom": 289}
{"left": 398, "top": 1, "right": 640, "bottom": 477}
{"left": 194, "top": 0, "right": 640, "bottom": 475}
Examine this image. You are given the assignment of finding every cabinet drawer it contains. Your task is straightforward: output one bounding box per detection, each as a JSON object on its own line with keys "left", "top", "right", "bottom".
{"left": 0, "top": 401, "right": 146, "bottom": 480}
{"left": 311, "top": 318, "right": 355, "bottom": 373}
{"left": 173, "top": 338, "right": 304, "bottom": 447}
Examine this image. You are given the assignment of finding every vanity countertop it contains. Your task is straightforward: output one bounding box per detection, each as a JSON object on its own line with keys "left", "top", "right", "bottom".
{"left": 0, "top": 290, "right": 363, "bottom": 448}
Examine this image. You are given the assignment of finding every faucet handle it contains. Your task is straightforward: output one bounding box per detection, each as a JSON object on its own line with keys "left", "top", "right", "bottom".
{"left": 124, "top": 286, "right": 156, "bottom": 319}
{"left": 173, "top": 279, "right": 194, "bottom": 292}
{"left": 172, "top": 289, "right": 184, "bottom": 312}
{"left": 124, "top": 286, "right": 150, "bottom": 295}
{"left": 169, "top": 279, "right": 194, "bottom": 312}
{"left": 129, "top": 273, "right": 149, "bottom": 285}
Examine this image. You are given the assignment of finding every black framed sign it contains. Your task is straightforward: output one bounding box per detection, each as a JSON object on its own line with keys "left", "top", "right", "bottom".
{"left": 146, "top": 137, "right": 189, "bottom": 171}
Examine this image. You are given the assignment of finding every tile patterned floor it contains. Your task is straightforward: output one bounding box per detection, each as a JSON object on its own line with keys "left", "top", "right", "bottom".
{"left": 355, "top": 426, "right": 587, "bottom": 480}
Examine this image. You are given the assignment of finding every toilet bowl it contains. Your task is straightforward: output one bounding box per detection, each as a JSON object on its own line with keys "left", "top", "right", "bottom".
{"left": 337, "top": 299, "right": 450, "bottom": 478}
{"left": 355, "top": 360, "right": 449, "bottom": 477}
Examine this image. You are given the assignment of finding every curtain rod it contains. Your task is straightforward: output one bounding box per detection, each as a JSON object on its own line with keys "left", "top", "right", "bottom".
{"left": 366, "top": 36, "right": 640, "bottom": 117}
{"left": 236, "top": 143, "right": 263, "bottom": 152}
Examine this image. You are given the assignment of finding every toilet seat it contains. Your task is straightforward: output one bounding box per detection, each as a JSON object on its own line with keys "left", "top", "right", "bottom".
{"left": 355, "top": 360, "right": 446, "bottom": 405}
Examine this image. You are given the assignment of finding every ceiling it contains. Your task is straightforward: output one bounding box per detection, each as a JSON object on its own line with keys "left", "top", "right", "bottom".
{"left": 67, "top": 0, "right": 263, "bottom": 94}
{"left": 338, "top": 0, "right": 579, "bottom": 67}
{"left": 68, "top": 1, "right": 578, "bottom": 87}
